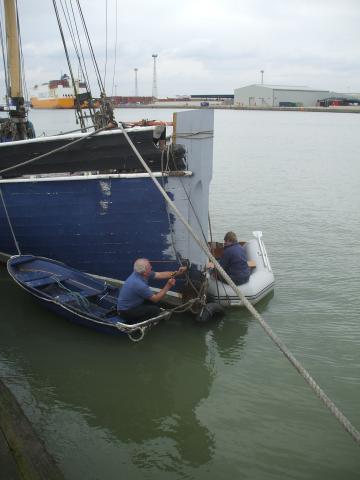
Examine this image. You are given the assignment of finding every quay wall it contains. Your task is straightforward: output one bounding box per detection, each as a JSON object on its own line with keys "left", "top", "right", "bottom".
{"left": 0, "top": 379, "right": 65, "bottom": 480}
{"left": 115, "top": 104, "right": 360, "bottom": 114}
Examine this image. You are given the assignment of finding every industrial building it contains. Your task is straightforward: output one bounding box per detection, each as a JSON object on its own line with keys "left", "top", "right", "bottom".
{"left": 317, "top": 96, "right": 360, "bottom": 107}
{"left": 190, "top": 94, "right": 234, "bottom": 102}
{"left": 234, "top": 84, "right": 331, "bottom": 107}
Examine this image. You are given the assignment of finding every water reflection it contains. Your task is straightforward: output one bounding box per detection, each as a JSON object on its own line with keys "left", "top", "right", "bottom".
{"left": 0, "top": 266, "right": 251, "bottom": 476}
{"left": 208, "top": 291, "right": 274, "bottom": 364}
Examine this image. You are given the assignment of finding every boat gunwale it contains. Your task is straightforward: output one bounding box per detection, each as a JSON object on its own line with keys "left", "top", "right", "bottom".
{"left": 0, "top": 170, "right": 192, "bottom": 183}
{"left": 0, "top": 125, "right": 157, "bottom": 148}
{"left": 208, "top": 280, "right": 275, "bottom": 303}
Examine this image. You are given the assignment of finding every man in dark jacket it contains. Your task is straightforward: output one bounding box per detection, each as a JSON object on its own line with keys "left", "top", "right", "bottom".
{"left": 218, "top": 231, "right": 250, "bottom": 285}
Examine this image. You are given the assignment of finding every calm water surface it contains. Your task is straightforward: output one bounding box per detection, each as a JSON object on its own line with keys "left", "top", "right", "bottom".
{"left": 0, "top": 108, "right": 359, "bottom": 479}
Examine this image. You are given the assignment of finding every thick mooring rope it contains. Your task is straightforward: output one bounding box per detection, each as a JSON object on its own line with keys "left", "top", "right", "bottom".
{"left": 118, "top": 122, "right": 360, "bottom": 446}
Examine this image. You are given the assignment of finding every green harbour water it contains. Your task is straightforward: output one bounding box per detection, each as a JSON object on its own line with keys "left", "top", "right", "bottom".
{"left": 0, "top": 108, "right": 359, "bottom": 479}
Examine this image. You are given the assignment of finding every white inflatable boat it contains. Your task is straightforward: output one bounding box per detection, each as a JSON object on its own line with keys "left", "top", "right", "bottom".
{"left": 207, "top": 231, "right": 275, "bottom": 307}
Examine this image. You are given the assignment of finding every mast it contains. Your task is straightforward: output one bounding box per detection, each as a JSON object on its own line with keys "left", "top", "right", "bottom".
{"left": 4, "top": 0, "right": 22, "bottom": 98}
{"left": 2, "top": 0, "right": 31, "bottom": 140}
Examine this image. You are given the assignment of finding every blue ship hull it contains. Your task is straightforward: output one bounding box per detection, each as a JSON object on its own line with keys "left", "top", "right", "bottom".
{"left": 0, "top": 110, "right": 214, "bottom": 295}
{"left": 1, "top": 177, "right": 176, "bottom": 279}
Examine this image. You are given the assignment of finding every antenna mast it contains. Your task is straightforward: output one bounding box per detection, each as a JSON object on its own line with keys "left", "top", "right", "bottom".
{"left": 134, "top": 68, "right": 138, "bottom": 97}
{"left": 260, "top": 69, "right": 264, "bottom": 85}
{"left": 152, "top": 54, "right": 158, "bottom": 99}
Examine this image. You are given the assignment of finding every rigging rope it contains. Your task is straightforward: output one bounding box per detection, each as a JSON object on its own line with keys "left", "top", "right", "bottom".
{"left": 58, "top": 0, "right": 97, "bottom": 122}
{"left": 118, "top": 121, "right": 360, "bottom": 447}
{"left": 68, "top": 0, "right": 92, "bottom": 93}
{"left": 76, "top": 0, "right": 105, "bottom": 94}
{"left": 208, "top": 214, "right": 221, "bottom": 302}
{"left": 67, "top": 0, "right": 99, "bottom": 122}
{"left": 60, "top": 0, "right": 89, "bottom": 90}
{"left": 53, "top": 0, "right": 86, "bottom": 129}
{"left": 15, "top": 0, "right": 29, "bottom": 103}
{"left": 0, "top": 187, "right": 21, "bottom": 255}
{"left": 160, "top": 150, "right": 182, "bottom": 267}
{"left": 0, "top": 125, "right": 107, "bottom": 176}
{"left": 103, "top": 0, "right": 108, "bottom": 91}
{"left": 111, "top": 0, "right": 118, "bottom": 97}
{"left": 62, "top": 0, "right": 85, "bottom": 79}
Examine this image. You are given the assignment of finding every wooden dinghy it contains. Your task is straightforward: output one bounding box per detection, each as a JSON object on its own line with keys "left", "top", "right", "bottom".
{"left": 7, "top": 255, "right": 171, "bottom": 341}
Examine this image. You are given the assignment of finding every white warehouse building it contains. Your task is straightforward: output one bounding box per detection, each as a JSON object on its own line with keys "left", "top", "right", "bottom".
{"left": 234, "top": 84, "right": 331, "bottom": 107}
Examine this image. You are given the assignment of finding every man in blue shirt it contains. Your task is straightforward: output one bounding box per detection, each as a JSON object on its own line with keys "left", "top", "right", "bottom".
{"left": 216, "top": 231, "right": 250, "bottom": 285}
{"left": 117, "top": 258, "right": 187, "bottom": 322}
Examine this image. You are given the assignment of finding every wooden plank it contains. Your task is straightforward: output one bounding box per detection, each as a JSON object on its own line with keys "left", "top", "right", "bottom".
{"left": 0, "top": 380, "right": 65, "bottom": 480}
{"left": 247, "top": 260, "right": 256, "bottom": 268}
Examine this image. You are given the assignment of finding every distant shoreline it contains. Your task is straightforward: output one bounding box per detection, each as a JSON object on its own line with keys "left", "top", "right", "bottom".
{"left": 114, "top": 104, "right": 360, "bottom": 114}
{"left": 19, "top": 105, "right": 360, "bottom": 115}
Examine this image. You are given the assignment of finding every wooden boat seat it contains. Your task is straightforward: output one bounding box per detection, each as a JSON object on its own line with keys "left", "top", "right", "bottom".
{"left": 11, "top": 257, "right": 35, "bottom": 267}
{"left": 16, "top": 271, "right": 48, "bottom": 282}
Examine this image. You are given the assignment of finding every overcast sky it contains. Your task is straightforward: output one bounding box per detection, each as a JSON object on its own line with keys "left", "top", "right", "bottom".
{"left": 1, "top": 0, "right": 360, "bottom": 98}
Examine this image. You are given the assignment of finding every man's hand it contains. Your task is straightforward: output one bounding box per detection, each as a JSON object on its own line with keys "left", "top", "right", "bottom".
{"left": 166, "top": 278, "right": 176, "bottom": 289}
{"left": 150, "top": 277, "right": 176, "bottom": 303}
{"left": 169, "top": 266, "right": 187, "bottom": 278}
